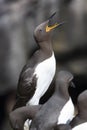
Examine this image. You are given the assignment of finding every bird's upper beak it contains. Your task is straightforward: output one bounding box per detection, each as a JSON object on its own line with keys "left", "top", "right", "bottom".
{"left": 46, "top": 12, "right": 66, "bottom": 32}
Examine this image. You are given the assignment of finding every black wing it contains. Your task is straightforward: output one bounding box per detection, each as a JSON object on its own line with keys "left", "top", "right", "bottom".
{"left": 13, "top": 68, "right": 37, "bottom": 110}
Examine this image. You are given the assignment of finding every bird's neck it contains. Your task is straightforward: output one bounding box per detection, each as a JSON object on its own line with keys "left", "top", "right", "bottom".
{"left": 55, "top": 82, "right": 70, "bottom": 101}
{"left": 39, "top": 40, "right": 53, "bottom": 57}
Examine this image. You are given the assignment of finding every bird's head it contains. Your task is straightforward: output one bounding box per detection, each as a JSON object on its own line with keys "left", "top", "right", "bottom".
{"left": 34, "top": 12, "right": 65, "bottom": 43}
{"left": 57, "top": 70, "right": 73, "bottom": 84}
{"left": 57, "top": 71, "right": 76, "bottom": 94}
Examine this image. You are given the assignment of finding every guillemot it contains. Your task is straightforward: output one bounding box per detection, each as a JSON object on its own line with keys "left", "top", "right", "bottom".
{"left": 70, "top": 90, "right": 87, "bottom": 128}
{"left": 9, "top": 105, "right": 41, "bottom": 130}
{"left": 13, "top": 12, "right": 60, "bottom": 110}
{"left": 29, "top": 70, "right": 75, "bottom": 130}
{"left": 56, "top": 71, "right": 76, "bottom": 124}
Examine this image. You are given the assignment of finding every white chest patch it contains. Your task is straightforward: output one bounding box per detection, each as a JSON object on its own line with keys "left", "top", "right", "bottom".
{"left": 28, "top": 52, "right": 56, "bottom": 105}
{"left": 72, "top": 122, "right": 87, "bottom": 130}
{"left": 57, "top": 98, "right": 75, "bottom": 124}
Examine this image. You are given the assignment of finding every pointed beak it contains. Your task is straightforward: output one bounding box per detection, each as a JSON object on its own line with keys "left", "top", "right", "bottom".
{"left": 46, "top": 12, "right": 66, "bottom": 32}
{"left": 46, "top": 23, "right": 59, "bottom": 32}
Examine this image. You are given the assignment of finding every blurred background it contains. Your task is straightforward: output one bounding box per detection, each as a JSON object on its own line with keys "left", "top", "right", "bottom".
{"left": 0, "top": 0, "right": 87, "bottom": 130}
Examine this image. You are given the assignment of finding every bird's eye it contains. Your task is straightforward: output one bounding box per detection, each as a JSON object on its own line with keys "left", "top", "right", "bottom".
{"left": 39, "top": 29, "right": 42, "bottom": 32}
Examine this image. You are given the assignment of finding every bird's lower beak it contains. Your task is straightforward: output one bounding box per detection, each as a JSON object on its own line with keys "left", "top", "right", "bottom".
{"left": 46, "top": 23, "right": 59, "bottom": 32}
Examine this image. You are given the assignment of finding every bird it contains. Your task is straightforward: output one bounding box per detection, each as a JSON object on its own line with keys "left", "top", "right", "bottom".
{"left": 56, "top": 71, "right": 76, "bottom": 124}
{"left": 70, "top": 90, "right": 87, "bottom": 128}
{"left": 13, "top": 12, "right": 60, "bottom": 110}
{"left": 9, "top": 105, "right": 41, "bottom": 130}
{"left": 29, "top": 70, "right": 75, "bottom": 130}
{"left": 12, "top": 12, "right": 62, "bottom": 130}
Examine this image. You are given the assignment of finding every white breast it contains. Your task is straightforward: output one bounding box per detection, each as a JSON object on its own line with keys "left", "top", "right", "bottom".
{"left": 27, "top": 52, "right": 56, "bottom": 105}
{"left": 72, "top": 122, "right": 87, "bottom": 130}
{"left": 57, "top": 98, "right": 75, "bottom": 124}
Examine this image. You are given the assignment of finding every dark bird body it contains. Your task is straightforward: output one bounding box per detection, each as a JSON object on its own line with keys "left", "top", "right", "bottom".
{"left": 30, "top": 71, "right": 74, "bottom": 130}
